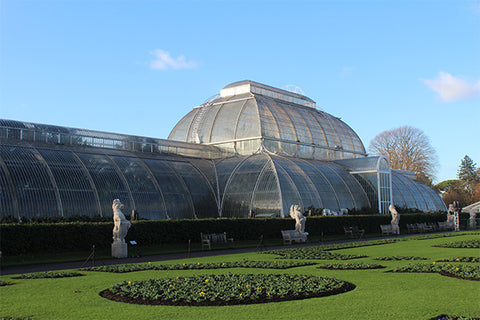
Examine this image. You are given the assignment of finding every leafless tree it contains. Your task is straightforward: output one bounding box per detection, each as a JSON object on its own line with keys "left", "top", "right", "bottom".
{"left": 368, "top": 126, "right": 438, "bottom": 181}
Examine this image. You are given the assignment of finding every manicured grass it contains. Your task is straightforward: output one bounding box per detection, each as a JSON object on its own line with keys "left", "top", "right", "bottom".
{"left": 0, "top": 232, "right": 479, "bottom": 320}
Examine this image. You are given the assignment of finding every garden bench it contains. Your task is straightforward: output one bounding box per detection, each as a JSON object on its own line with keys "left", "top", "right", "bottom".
{"left": 380, "top": 224, "right": 394, "bottom": 236}
{"left": 343, "top": 226, "right": 365, "bottom": 239}
{"left": 281, "top": 230, "right": 307, "bottom": 245}
{"left": 406, "top": 223, "right": 418, "bottom": 233}
{"left": 200, "top": 232, "right": 234, "bottom": 250}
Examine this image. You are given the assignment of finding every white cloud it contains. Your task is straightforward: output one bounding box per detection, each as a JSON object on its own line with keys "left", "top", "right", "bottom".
{"left": 422, "top": 72, "right": 480, "bottom": 102}
{"left": 149, "top": 49, "right": 197, "bottom": 70}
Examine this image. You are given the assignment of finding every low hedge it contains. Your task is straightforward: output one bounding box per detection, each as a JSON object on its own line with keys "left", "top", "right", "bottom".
{"left": 0, "top": 213, "right": 452, "bottom": 256}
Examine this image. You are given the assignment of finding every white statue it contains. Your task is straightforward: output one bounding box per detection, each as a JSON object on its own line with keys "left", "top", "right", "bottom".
{"left": 111, "top": 199, "right": 131, "bottom": 258}
{"left": 389, "top": 204, "right": 400, "bottom": 235}
{"left": 112, "top": 199, "right": 131, "bottom": 242}
{"left": 290, "top": 204, "right": 306, "bottom": 233}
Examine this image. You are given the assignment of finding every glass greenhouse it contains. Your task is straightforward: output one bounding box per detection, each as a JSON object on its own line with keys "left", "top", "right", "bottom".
{"left": 0, "top": 81, "right": 446, "bottom": 220}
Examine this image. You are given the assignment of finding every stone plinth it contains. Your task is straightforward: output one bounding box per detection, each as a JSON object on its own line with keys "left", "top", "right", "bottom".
{"left": 111, "top": 241, "right": 128, "bottom": 258}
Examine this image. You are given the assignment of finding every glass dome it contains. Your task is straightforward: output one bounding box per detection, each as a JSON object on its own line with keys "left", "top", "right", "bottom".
{"left": 169, "top": 81, "right": 366, "bottom": 160}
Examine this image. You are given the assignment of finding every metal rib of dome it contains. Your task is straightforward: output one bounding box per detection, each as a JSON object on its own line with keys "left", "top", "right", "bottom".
{"left": 168, "top": 80, "right": 366, "bottom": 160}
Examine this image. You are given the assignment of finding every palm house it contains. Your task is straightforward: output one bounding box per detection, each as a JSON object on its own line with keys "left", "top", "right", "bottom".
{"left": 0, "top": 81, "right": 446, "bottom": 220}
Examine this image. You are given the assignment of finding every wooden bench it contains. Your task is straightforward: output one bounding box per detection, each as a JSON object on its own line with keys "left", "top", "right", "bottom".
{"left": 281, "top": 230, "right": 307, "bottom": 245}
{"left": 380, "top": 224, "right": 394, "bottom": 236}
{"left": 344, "top": 226, "right": 365, "bottom": 239}
{"left": 200, "top": 232, "right": 234, "bottom": 250}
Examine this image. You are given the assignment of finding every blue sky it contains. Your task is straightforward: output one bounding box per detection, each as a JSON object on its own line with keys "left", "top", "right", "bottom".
{"left": 1, "top": 0, "right": 479, "bottom": 183}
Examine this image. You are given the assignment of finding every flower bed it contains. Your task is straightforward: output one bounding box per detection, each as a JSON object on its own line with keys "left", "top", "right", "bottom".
{"left": 0, "top": 280, "right": 14, "bottom": 286}
{"left": 100, "top": 273, "right": 355, "bottom": 306}
{"left": 434, "top": 240, "right": 480, "bottom": 249}
{"left": 375, "top": 256, "right": 427, "bottom": 261}
{"left": 259, "top": 249, "right": 366, "bottom": 260}
{"left": 410, "top": 233, "right": 470, "bottom": 240}
{"left": 393, "top": 263, "right": 480, "bottom": 281}
{"left": 12, "top": 271, "right": 85, "bottom": 279}
{"left": 318, "top": 262, "right": 385, "bottom": 270}
{"left": 260, "top": 239, "right": 396, "bottom": 260}
{"left": 81, "top": 260, "right": 316, "bottom": 273}
{"left": 430, "top": 314, "right": 480, "bottom": 320}
{"left": 438, "top": 257, "right": 480, "bottom": 263}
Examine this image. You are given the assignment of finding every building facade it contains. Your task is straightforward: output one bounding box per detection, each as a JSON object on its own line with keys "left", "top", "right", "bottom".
{"left": 0, "top": 81, "right": 446, "bottom": 220}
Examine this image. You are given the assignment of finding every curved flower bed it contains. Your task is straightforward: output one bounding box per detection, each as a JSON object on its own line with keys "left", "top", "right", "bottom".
{"left": 259, "top": 249, "right": 366, "bottom": 260}
{"left": 318, "top": 262, "right": 385, "bottom": 270}
{"left": 0, "top": 280, "right": 14, "bottom": 286}
{"left": 435, "top": 240, "right": 480, "bottom": 249}
{"left": 260, "top": 239, "right": 396, "bottom": 260}
{"left": 438, "top": 257, "right": 480, "bottom": 263}
{"left": 82, "top": 260, "right": 315, "bottom": 273}
{"left": 375, "top": 256, "right": 427, "bottom": 261}
{"left": 393, "top": 263, "right": 480, "bottom": 281}
{"left": 13, "top": 271, "right": 85, "bottom": 279}
{"left": 100, "top": 274, "right": 355, "bottom": 306}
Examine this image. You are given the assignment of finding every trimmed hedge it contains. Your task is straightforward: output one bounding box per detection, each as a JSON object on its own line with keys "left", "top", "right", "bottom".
{"left": 0, "top": 213, "right": 452, "bottom": 256}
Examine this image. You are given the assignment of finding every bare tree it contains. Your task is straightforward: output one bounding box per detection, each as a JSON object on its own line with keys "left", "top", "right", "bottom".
{"left": 368, "top": 126, "right": 438, "bottom": 181}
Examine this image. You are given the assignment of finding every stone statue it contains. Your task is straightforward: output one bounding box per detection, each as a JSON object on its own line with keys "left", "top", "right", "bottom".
{"left": 453, "top": 201, "right": 461, "bottom": 231}
{"left": 290, "top": 204, "right": 306, "bottom": 233}
{"left": 111, "top": 199, "right": 131, "bottom": 258}
{"left": 389, "top": 204, "right": 400, "bottom": 235}
{"left": 469, "top": 210, "right": 477, "bottom": 229}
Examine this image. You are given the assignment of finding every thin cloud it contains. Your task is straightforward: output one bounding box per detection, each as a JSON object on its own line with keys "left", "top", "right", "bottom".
{"left": 149, "top": 49, "right": 197, "bottom": 70}
{"left": 422, "top": 72, "right": 480, "bottom": 102}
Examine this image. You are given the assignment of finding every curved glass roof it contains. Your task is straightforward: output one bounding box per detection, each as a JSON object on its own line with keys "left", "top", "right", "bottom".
{"left": 169, "top": 81, "right": 366, "bottom": 160}
{"left": 391, "top": 170, "right": 446, "bottom": 212}
{"left": 218, "top": 153, "right": 371, "bottom": 218}
{"left": 0, "top": 144, "right": 218, "bottom": 220}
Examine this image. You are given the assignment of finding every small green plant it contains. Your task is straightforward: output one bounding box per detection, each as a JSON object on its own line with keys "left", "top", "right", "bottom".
{"left": 101, "top": 273, "right": 355, "bottom": 306}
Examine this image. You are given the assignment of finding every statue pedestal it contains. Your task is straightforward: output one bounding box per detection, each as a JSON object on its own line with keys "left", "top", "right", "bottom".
{"left": 111, "top": 241, "right": 128, "bottom": 258}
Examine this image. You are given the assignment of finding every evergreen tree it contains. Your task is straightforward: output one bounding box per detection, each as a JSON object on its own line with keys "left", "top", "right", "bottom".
{"left": 457, "top": 155, "right": 480, "bottom": 203}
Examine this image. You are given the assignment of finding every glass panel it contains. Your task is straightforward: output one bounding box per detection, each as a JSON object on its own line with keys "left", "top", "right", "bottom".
{"left": 222, "top": 154, "right": 269, "bottom": 218}
{"left": 235, "top": 99, "right": 261, "bottom": 139}
{"left": 37, "top": 149, "right": 100, "bottom": 217}
{"left": 75, "top": 153, "right": 131, "bottom": 217}
{"left": 271, "top": 156, "right": 321, "bottom": 210}
{"left": 110, "top": 156, "right": 166, "bottom": 220}
{"left": 275, "top": 164, "right": 302, "bottom": 217}
{"left": 169, "top": 161, "right": 218, "bottom": 219}
{"left": 210, "top": 99, "right": 246, "bottom": 143}
{"left": 0, "top": 146, "right": 59, "bottom": 218}
{"left": 251, "top": 161, "right": 281, "bottom": 217}
{"left": 0, "top": 160, "right": 17, "bottom": 218}
{"left": 168, "top": 109, "right": 197, "bottom": 141}
{"left": 256, "top": 97, "right": 280, "bottom": 139}
{"left": 141, "top": 159, "right": 195, "bottom": 219}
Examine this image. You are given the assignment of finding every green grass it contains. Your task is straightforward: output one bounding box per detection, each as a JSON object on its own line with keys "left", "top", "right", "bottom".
{"left": 1, "top": 232, "right": 479, "bottom": 320}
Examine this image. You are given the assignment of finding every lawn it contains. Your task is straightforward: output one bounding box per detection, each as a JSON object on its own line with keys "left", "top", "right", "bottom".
{"left": 1, "top": 232, "right": 479, "bottom": 320}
